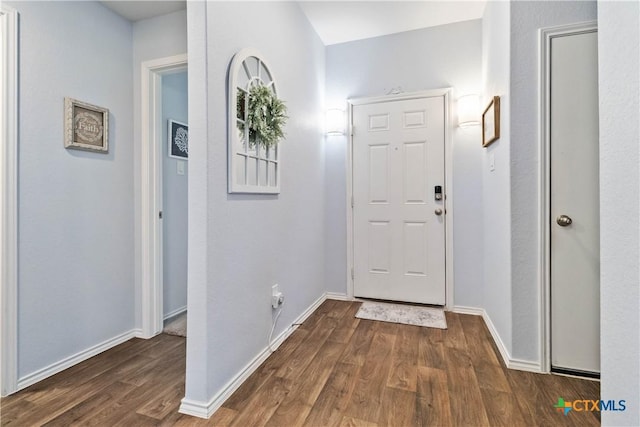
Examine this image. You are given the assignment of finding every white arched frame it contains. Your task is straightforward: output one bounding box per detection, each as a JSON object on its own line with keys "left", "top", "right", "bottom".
{"left": 228, "top": 48, "right": 280, "bottom": 194}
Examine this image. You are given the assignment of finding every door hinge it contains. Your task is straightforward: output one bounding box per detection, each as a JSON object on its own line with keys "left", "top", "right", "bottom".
{"left": 351, "top": 268, "right": 354, "bottom": 280}
{"left": 159, "top": 211, "right": 163, "bottom": 219}
{"left": 351, "top": 196, "right": 354, "bottom": 208}
{"left": 350, "top": 124, "right": 354, "bottom": 137}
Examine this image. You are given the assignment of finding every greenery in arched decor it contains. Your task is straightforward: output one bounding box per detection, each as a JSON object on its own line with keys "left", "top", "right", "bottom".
{"left": 237, "top": 85, "right": 288, "bottom": 149}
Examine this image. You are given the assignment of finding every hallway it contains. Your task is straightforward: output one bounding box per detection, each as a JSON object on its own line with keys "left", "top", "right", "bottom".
{"left": 1, "top": 300, "right": 599, "bottom": 426}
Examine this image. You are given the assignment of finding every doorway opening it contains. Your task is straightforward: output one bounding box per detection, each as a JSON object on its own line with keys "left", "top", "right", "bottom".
{"left": 346, "top": 89, "right": 454, "bottom": 308}
{"left": 160, "top": 70, "right": 188, "bottom": 335}
{"left": 140, "top": 54, "right": 188, "bottom": 338}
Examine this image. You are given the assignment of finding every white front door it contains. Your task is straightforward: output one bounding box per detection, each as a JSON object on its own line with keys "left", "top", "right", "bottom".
{"left": 352, "top": 96, "right": 446, "bottom": 305}
{"left": 550, "top": 29, "right": 600, "bottom": 374}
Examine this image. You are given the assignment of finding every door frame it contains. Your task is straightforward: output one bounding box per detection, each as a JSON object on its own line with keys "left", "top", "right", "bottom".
{"left": 140, "top": 54, "right": 188, "bottom": 338}
{"left": 0, "top": 5, "right": 18, "bottom": 397}
{"left": 346, "top": 88, "right": 454, "bottom": 308}
{"left": 538, "top": 21, "right": 598, "bottom": 373}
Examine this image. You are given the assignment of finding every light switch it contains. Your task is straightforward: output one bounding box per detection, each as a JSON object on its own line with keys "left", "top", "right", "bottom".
{"left": 489, "top": 153, "right": 495, "bottom": 171}
{"left": 177, "top": 160, "right": 185, "bottom": 175}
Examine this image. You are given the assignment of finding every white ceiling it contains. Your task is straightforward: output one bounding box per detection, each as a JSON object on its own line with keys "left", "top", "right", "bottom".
{"left": 100, "top": 1, "right": 486, "bottom": 45}
{"left": 299, "top": 1, "right": 486, "bottom": 45}
{"left": 100, "top": 1, "right": 185, "bottom": 22}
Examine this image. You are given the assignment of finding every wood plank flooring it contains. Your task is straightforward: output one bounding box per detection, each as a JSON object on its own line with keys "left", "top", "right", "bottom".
{"left": 0, "top": 300, "right": 600, "bottom": 426}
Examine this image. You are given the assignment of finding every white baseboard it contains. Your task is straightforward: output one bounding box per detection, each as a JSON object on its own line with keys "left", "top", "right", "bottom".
{"left": 479, "top": 308, "right": 513, "bottom": 368}
{"left": 450, "top": 305, "right": 484, "bottom": 316}
{"left": 178, "top": 292, "right": 330, "bottom": 419}
{"left": 509, "top": 358, "right": 543, "bottom": 372}
{"left": 178, "top": 398, "right": 211, "bottom": 419}
{"left": 164, "top": 305, "right": 187, "bottom": 321}
{"left": 325, "top": 292, "right": 350, "bottom": 301}
{"left": 16, "top": 329, "right": 138, "bottom": 391}
{"left": 451, "top": 305, "right": 543, "bottom": 373}
{"left": 481, "top": 309, "right": 542, "bottom": 373}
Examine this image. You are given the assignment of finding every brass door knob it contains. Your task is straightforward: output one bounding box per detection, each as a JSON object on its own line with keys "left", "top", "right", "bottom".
{"left": 435, "top": 208, "right": 443, "bottom": 216}
{"left": 556, "top": 215, "right": 573, "bottom": 227}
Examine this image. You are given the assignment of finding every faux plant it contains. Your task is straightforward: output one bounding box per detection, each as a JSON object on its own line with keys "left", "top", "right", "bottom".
{"left": 238, "top": 85, "right": 288, "bottom": 149}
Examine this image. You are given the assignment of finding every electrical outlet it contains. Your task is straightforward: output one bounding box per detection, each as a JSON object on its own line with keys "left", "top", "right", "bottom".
{"left": 271, "top": 284, "right": 284, "bottom": 309}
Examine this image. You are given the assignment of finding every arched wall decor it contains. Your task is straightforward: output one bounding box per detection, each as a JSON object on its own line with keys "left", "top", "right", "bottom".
{"left": 228, "top": 48, "right": 281, "bottom": 194}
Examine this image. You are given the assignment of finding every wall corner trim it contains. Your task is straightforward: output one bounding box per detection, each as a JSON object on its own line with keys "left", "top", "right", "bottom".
{"left": 0, "top": 5, "right": 19, "bottom": 397}
{"left": 451, "top": 306, "right": 543, "bottom": 373}
{"left": 16, "top": 329, "right": 139, "bottom": 392}
{"left": 179, "top": 292, "right": 332, "bottom": 419}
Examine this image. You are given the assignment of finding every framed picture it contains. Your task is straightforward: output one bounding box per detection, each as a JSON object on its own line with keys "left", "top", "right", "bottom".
{"left": 168, "top": 120, "right": 188, "bottom": 160}
{"left": 482, "top": 96, "right": 501, "bottom": 147}
{"left": 64, "top": 97, "right": 109, "bottom": 153}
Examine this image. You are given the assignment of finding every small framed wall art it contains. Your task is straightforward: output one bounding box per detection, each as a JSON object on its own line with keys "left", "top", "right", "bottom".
{"left": 64, "top": 97, "right": 109, "bottom": 153}
{"left": 168, "top": 120, "right": 188, "bottom": 160}
{"left": 482, "top": 95, "right": 501, "bottom": 147}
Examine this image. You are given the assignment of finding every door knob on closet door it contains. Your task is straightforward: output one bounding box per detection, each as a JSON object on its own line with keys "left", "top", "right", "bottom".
{"left": 435, "top": 208, "right": 443, "bottom": 216}
{"left": 556, "top": 215, "right": 573, "bottom": 226}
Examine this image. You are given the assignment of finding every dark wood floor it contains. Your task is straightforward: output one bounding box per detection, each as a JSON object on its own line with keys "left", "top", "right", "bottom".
{"left": 1, "top": 300, "right": 600, "bottom": 426}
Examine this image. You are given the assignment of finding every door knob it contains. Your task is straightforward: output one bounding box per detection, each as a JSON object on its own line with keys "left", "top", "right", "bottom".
{"left": 556, "top": 215, "right": 572, "bottom": 227}
{"left": 435, "top": 208, "right": 443, "bottom": 216}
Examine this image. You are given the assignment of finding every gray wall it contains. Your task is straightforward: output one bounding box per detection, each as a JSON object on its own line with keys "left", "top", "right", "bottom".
{"left": 598, "top": 1, "right": 640, "bottom": 425}
{"left": 325, "top": 20, "right": 485, "bottom": 308}
{"left": 481, "top": 0, "right": 598, "bottom": 365}
{"left": 132, "top": 10, "right": 188, "bottom": 328}
{"left": 9, "top": 1, "right": 134, "bottom": 378}
{"left": 509, "top": 0, "right": 597, "bottom": 362}
{"left": 185, "top": 1, "right": 326, "bottom": 405}
{"left": 481, "top": 0, "right": 513, "bottom": 355}
{"left": 162, "top": 72, "right": 188, "bottom": 318}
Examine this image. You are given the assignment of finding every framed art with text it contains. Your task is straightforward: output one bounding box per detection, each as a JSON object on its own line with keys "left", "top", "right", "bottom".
{"left": 64, "top": 97, "right": 109, "bottom": 153}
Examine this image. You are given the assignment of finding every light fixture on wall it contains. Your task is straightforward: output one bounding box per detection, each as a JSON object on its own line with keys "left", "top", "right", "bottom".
{"left": 326, "top": 109, "right": 345, "bottom": 136}
{"left": 457, "top": 94, "right": 480, "bottom": 128}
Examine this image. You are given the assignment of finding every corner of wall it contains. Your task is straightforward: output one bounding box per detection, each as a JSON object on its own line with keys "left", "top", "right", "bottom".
{"left": 597, "top": 1, "right": 640, "bottom": 425}
{"left": 481, "top": 0, "right": 513, "bottom": 358}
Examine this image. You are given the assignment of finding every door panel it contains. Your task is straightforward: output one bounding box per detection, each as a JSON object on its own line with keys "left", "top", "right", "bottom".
{"left": 550, "top": 31, "right": 600, "bottom": 373}
{"left": 404, "top": 142, "right": 428, "bottom": 203}
{"left": 353, "top": 96, "right": 445, "bottom": 305}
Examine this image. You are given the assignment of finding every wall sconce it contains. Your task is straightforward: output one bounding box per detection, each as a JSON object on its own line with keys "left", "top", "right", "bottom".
{"left": 326, "top": 109, "right": 345, "bottom": 135}
{"left": 457, "top": 94, "right": 480, "bottom": 128}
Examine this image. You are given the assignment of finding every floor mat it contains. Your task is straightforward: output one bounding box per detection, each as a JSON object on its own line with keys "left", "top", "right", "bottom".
{"left": 355, "top": 301, "right": 447, "bottom": 329}
{"left": 163, "top": 312, "right": 186, "bottom": 337}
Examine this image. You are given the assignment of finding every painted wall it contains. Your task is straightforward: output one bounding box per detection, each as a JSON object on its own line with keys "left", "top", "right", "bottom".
{"left": 481, "top": 0, "right": 512, "bottom": 356}
{"left": 161, "top": 71, "right": 188, "bottom": 318}
{"left": 132, "top": 10, "right": 188, "bottom": 328}
{"left": 184, "top": 1, "right": 326, "bottom": 407}
{"left": 325, "top": 20, "right": 485, "bottom": 308}
{"left": 8, "top": 1, "right": 134, "bottom": 378}
{"left": 509, "top": 0, "right": 597, "bottom": 362}
{"left": 597, "top": 1, "right": 640, "bottom": 425}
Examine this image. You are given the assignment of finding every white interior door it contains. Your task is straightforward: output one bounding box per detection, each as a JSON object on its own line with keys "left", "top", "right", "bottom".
{"left": 352, "top": 96, "right": 446, "bottom": 305}
{"left": 550, "top": 30, "right": 600, "bottom": 374}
